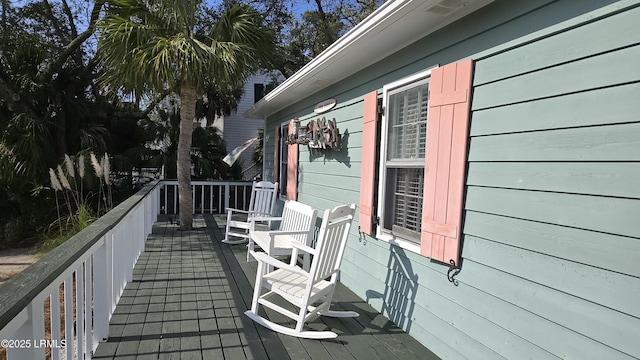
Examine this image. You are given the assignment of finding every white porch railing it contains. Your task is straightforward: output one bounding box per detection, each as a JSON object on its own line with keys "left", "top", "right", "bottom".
{"left": 0, "top": 180, "right": 252, "bottom": 359}
{"left": 159, "top": 180, "right": 253, "bottom": 215}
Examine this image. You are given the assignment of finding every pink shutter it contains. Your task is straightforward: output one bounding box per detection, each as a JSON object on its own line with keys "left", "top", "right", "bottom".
{"left": 274, "top": 127, "right": 280, "bottom": 184}
{"left": 359, "top": 90, "right": 379, "bottom": 235}
{"left": 286, "top": 119, "right": 298, "bottom": 200}
{"left": 421, "top": 59, "right": 473, "bottom": 265}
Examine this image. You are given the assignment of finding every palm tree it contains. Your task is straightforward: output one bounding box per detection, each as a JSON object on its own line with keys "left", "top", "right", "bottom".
{"left": 97, "top": 0, "right": 273, "bottom": 230}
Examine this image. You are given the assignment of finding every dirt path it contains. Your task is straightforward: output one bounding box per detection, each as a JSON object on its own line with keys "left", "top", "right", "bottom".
{"left": 0, "top": 247, "right": 41, "bottom": 286}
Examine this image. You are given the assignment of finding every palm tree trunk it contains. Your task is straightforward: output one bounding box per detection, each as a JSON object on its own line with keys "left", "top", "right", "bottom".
{"left": 177, "top": 85, "right": 197, "bottom": 230}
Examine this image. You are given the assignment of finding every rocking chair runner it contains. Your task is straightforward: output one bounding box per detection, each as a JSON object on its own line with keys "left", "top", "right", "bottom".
{"left": 222, "top": 181, "right": 278, "bottom": 244}
{"left": 245, "top": 203, "right": 358, "bottom": 339}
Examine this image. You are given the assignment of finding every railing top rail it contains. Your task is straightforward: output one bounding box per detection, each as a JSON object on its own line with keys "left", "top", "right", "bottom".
{"left": 0, "top": 180, "right": 161, "bottom": 330}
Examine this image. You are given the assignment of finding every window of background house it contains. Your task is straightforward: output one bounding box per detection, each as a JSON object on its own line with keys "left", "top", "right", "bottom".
{"left": 279, "top": 121, "right": 289, "bottom": 198}
{"left": 254, "top": 83, "right": 265, "bottom": 103}
{"left": 378, "top": 69, "right": 431, "bottom": 246}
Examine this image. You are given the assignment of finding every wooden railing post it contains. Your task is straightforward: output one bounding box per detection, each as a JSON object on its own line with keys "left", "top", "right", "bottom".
{"left": 224, "top": 183, "right": 230, "bottom": 214}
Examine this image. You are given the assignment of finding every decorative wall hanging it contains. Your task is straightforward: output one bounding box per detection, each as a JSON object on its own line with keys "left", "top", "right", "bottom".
{"left": 285, "top": 117, "right": 341, "bottom": 154}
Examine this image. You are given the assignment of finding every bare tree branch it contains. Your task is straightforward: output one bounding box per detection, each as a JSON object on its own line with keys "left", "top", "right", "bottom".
{"left": 42, "top": 0, "right": 68, "bottom": 42}
{"left": 61, "top": 0, "right": 78, "bottom": 39}
{"left": 36, "top": 0, "right": 105, "bottom": 82}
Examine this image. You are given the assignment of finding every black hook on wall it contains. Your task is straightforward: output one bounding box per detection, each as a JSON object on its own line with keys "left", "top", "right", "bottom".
{"left": 447, "top": 259, "right": 461, "bottom": 286}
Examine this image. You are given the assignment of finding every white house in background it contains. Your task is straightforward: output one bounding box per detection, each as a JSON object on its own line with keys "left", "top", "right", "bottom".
{"left": 219, "top": 73, "right": 272, "bottom": 178}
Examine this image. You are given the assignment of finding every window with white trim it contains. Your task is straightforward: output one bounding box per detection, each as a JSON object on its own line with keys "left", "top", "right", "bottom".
{"left": 378, "top": 69, "right": 432, "bottom": 245}
{"left": 278, "top": 121, "right": 289, "bottom": 198}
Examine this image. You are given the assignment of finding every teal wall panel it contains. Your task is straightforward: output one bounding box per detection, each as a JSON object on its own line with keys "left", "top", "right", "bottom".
{"left": 262, "top": 0, "right": 640, "bottom": 358}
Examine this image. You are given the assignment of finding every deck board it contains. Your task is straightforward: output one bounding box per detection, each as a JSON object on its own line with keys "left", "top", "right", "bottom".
{"left": 92, "top": 215, "right": 439, "bottom": 359}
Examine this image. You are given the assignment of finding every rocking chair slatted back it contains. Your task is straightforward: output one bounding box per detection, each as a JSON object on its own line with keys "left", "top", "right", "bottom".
{"left": 279, "top": 200, "right": 316, "bottom": 244}
{"left": 223, "top": 181, "right": 278, "bottom": 244}
{"left": 310, "top": 205, "right": 355, "bottom": 284}
{"left": 250, "top": 182, "right": 279, "bottom": 218}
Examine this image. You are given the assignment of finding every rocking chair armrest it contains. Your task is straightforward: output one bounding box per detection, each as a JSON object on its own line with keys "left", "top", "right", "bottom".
{"left": 264, "top": 229, "right": 311, "bottom": 238}
{"left": 248, "top": 216, "right": 283, "bottom": 223}
{"left": 249, "top": 251, "right": 309, "bottom": 276}
{"left": 290, "top": 241, "right": 317, "bottom": 256}
{"left": 227, "top": 207, "right": 250, "bottom": 215}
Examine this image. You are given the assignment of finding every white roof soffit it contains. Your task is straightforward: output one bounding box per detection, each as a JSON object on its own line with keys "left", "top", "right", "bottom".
{"left": 245, "top": 0, "right": 494, "bottom": 119}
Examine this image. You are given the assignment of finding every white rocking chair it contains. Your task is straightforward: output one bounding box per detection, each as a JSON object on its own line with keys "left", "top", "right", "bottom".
{"left": 245, "top": 203, "right": 358, "bottom": 339}
{"left": 247, "top": 200, "right": 317, "bottom": 270}
{"left": 222, "top": 181, "right": 278, "bottom": 244}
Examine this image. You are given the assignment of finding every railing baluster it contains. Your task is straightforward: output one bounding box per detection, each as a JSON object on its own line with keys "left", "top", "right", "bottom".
{"left": 93, "top": 238, "right": 108, "bottom": 344}
{"left": 75, "top": 264, "right": 84, "bottom": 360}
{"left": 209, "top": 185, "right": 213, "bottom": 214}
{"left": 85, "top": 257, "right": 92, "bottom": 359}
{"left": 163, "top": 185, "right": 167, "bottom": 214}
{"left": 50, "top": 288, "right": 61, "bottom": 360}
{"left": 200, "top": 185, "right": 205, "bottom": 214}
{"left": 64, "top": 275, "right": 73, "bottom": 360}
{"left": 173, "top": 184, "right": 177, "bottom": 214}
{"left": 191, "top": 184, "right": 195, "bottom": 214}
{"left": 219, "top": 185, "right": 223, "bottom": 214}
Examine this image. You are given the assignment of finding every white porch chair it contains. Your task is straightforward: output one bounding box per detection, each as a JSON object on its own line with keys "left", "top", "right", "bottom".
{"left": 222, "top": 181, "right": 278, "bottom": 244}
{"left": 247, "top": 200, "right": 317, "bottom": 270}
{"left": 245, "top": 203, "right": 358, "bottom": 339}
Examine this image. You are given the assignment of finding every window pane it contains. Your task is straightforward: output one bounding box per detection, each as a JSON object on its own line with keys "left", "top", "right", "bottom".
{"left": 391, "top": 167, "right": 424, "bottom": 237}
{"left": 387, "top": 83, "right": 429, "bottom": 160}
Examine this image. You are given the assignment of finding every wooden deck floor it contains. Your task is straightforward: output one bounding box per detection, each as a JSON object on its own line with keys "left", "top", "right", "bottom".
{"left": 92, "top": 215, "right": 440, "bottom": 360}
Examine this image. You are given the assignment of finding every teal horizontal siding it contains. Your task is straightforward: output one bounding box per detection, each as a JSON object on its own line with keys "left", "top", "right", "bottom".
{"left": 464, "top": 211, "right": 640, "bottom": 278}
{"left": 472, "top": 43, "right": 640, "bottom": 110}
{"left": 468, "top": 122, "right": 640, "bottom": 161}
{"left": 470, "top": 82, "right": 640, "bottom": 136}
{"left": 466, "top": 162, "right": 640, "bottom": 199}
{"left": 473, "top": 4, "right": 640, "bottom": 86}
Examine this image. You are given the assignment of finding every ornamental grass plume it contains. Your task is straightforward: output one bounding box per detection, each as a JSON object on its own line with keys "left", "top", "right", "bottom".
{"left": 57, "top": 165, "right": 72, "bottom": 191}
{"left": 102, "top": 154, "right": 112, "bottom": 210}
{"left": 64, "top": 154, "right": 75, "bottom": 178}
{"left": 49, "top": 168, "right": 62, "bottom": 192}
{"left": 91, "top": 153, "right": 102, "bottom": 179}
{"left": 49, "top": 168, "right": 63, "bottom": 236}
{"left": 78, "top": 154, "right": 85, "bottom": 179}
{"left": 102, "top": 154, "right": 111, "bottom": 185}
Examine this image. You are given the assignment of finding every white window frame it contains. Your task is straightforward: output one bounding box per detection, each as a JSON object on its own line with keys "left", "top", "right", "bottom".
{"left": 278, "top": 121, "right": 289, "bottom": 200}
{"left": 376, "top": 67, "right": 436, "bottom": 253}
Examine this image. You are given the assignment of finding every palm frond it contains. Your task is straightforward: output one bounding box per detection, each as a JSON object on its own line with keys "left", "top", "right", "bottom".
{"left": 98, "top": 1, "right": 273, "bottom": 96}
